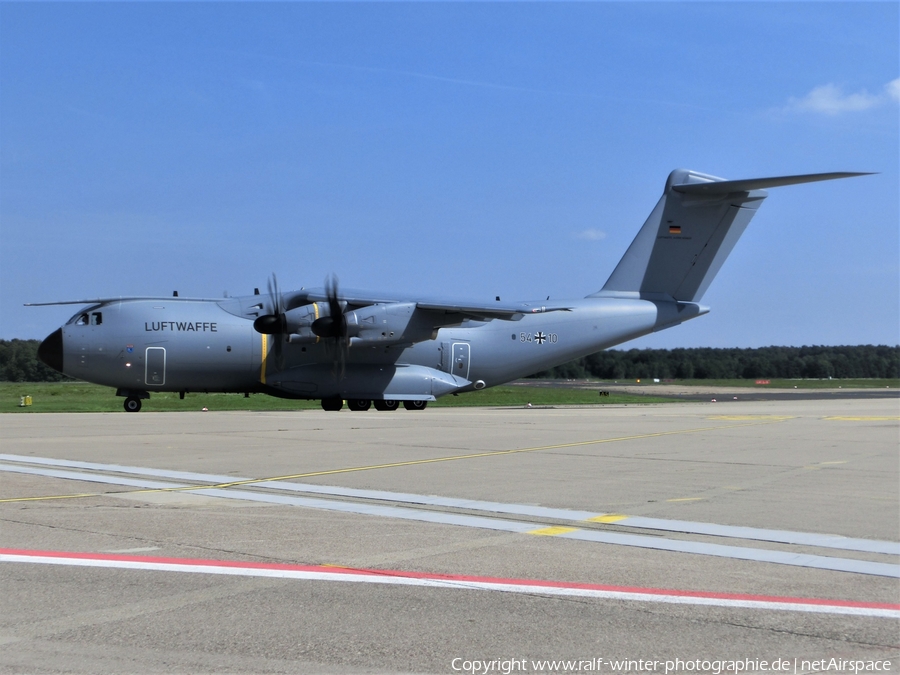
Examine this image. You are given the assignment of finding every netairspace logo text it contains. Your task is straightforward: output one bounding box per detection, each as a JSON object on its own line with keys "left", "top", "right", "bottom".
{"left": 449, "top": 658, "right": 893, "bottom": 675}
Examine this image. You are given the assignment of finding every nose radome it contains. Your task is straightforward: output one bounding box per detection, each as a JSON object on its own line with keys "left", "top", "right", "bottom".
{"left": 37, "top": 328, "right": 64, "bottom": 373}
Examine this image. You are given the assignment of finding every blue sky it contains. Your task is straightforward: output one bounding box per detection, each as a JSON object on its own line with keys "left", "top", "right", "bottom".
{"left": 1, "top": 2, "right": 897, "bottom": 348}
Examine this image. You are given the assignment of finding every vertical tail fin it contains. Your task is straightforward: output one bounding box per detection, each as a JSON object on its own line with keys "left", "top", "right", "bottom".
{"left": 591, "top": 169, "right": 869, "bottom": 303}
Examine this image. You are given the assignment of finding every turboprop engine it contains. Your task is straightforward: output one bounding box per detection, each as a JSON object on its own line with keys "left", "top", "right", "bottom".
{"left": 300, "top": 301, "right": 436, "bottom": 347}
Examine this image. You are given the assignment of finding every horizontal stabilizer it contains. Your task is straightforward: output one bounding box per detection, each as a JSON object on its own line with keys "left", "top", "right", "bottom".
{"left": 672, "top": 171, "right": 873, "bottom": 195}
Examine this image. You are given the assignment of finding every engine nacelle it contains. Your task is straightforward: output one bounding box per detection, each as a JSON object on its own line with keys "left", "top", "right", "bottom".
{"left": 282, "top": 302, "right": 436, "bottom": 346}
{"left": 276, "top": 303, "right": 332, "bottom": 343}
{"left": 345, "top": 303, "right": 436, "bottom": 346}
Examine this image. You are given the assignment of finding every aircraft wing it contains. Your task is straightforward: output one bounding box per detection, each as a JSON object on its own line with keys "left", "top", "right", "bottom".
{"left": 29, "top": 290, "right": 571, "bottom": 332}
{"left": 288, "top": 287, "right": 571, "bottom": 322}
{"left": 415, "top": 299, "right": 571, "bottom": 322}
{"left": 285, "top": 288, "right": 410, "bottom": 310}
{"left": 24, "top": 297, "right": 220, "bottom": 306}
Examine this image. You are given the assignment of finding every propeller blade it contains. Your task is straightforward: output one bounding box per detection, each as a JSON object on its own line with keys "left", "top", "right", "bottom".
{"left": 310, "top": 275, "right": 349, "bottom": 379}
{"left": 311, "top": 275, "right": 346, "bottom": 339}
{"left": 253, "top": 273, "right": 287, "bottom": 371}
{"left": 255, "top": 274, "right": 287, "bottom": 334}
{"left": 272, "top": 275, "right": 286, "bottom": 370}
{"left": 326, "top": 276, "right": 343, "bottom": 330}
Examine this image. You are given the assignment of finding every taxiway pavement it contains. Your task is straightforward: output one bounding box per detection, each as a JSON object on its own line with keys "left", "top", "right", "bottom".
{"left": 1, "top": 398, "right": 898, "bottom": 674}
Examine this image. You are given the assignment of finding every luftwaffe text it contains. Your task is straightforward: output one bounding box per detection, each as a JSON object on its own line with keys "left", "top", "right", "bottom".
{"left": 145, "top": 322, "right": 217, "bottom": 332}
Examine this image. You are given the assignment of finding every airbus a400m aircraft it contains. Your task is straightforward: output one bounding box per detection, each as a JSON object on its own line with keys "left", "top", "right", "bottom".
{"left": 31, "top": 169, "right": 867, "bottom": 412}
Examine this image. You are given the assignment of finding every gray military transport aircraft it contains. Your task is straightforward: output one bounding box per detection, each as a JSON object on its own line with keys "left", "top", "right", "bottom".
{"left": 31, "top": 169, "right": 868, "bottom": 412}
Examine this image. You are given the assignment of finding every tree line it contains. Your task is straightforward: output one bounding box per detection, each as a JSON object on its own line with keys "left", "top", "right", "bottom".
{"left": 1, "top": 339, "right": 897, "bottom": 383}
{"left": 0, "top": 340, "right": 69, "bottom": 382}
{"left": 532, "top": 345, "right": 900, "bottom": 380}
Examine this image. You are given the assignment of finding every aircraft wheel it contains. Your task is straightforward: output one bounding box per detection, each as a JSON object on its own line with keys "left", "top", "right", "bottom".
{"left": 124, "top": 397, "right": 142, "bottom": 413}
{"left": 347, "top": 399, "right": 371, "bottom": 412}
{"left": 321, "top": 397, "right": 344, "bottom": 412}
{"left": 403, "top": 400, "right": 428, "bottom": 411}
{"left": 373, "top": 400, "right": 399, "bottom": 411}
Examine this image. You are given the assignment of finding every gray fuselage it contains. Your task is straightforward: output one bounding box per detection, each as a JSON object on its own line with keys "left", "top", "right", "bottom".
{"left": 45, "top": 294, "right": 704, "bottom": 402}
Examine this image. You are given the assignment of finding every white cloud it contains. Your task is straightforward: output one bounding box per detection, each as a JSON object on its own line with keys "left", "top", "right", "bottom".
{"left": 575, "top": 228, "right": 607, "bottom": 241}
{"left": 786, "top": 78, "right": 900, "bottom": 115}
{"left": 887, "top": 78, "right": 900, "bottom": 103}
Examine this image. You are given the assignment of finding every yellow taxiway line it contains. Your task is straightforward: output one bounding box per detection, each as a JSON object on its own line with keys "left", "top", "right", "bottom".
{"left": 0, "top": 418, "right": 787, "bottom": 504}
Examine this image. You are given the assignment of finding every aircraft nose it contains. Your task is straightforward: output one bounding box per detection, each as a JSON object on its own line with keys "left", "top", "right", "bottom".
{"left": 37, "top": 328, "right": 64, "bottom": 373}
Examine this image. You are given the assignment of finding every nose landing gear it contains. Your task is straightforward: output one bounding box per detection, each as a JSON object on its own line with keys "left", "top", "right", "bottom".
{"left": 117, "top": 389, "right": 149, "bottom": 413}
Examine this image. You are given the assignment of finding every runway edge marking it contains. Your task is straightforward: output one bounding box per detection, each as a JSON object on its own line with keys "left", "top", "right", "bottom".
{"left": 3, "top": 454, "right": 897, "bottom": 555}
{"left": 4, "top": 462, "right": 898, "bottom": 577}
{"left": 2, "top": 549, "right": 898, "bottom": 619}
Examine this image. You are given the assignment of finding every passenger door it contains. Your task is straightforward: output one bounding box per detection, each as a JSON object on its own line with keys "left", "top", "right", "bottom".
{"left": 145, "top": 347, "right": 166, "bottom": 386}
{"left": 452, "top": 342, "right": 470, "bottom": 380}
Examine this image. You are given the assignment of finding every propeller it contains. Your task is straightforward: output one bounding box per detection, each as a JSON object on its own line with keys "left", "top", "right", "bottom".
{"left": 311, "top": 275, "right": 349, "bottom": 378}
{"left": 253, "top": 274, "right": 287, "bottom": 371}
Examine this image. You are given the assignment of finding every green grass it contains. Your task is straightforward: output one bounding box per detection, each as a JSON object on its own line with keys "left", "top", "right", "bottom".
{"left": 3, "top": 377, "right": 894, "bottom": 413}
{"left": 0, "top": 382, "right": 318, "bottom": 413}
{"left": 0, "top": 381, "right": 671, "bottom": 413}
{"left": 618, "top": 378, "right": 900, "bottom": 389}
{"left": 434, "top": 387, "right": 671, "bottom": 407}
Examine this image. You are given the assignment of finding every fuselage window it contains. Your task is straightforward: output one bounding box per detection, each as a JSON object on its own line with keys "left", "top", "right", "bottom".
{"left": 91, "top": 312, "right": 103, "bottom": 326}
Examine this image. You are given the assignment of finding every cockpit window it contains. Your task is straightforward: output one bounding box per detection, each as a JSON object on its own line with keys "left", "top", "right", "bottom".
{"left": 67, "top": 311, "right": 102, "bottom": 326}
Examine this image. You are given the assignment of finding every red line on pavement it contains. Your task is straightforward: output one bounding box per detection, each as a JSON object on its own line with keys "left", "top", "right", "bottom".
{"left": 2, "top": 548, "right": 896, "bottom": 611}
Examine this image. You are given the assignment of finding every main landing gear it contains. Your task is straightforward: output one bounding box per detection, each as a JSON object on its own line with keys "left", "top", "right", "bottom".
{"left": 321, "top": 398, "right": 427, "bottom": 412}
{"left": 321, "top": 397, "right": 344, "bottom": 411}
{"left": 124, "top": 397, "right": 142, "bottom": 413}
